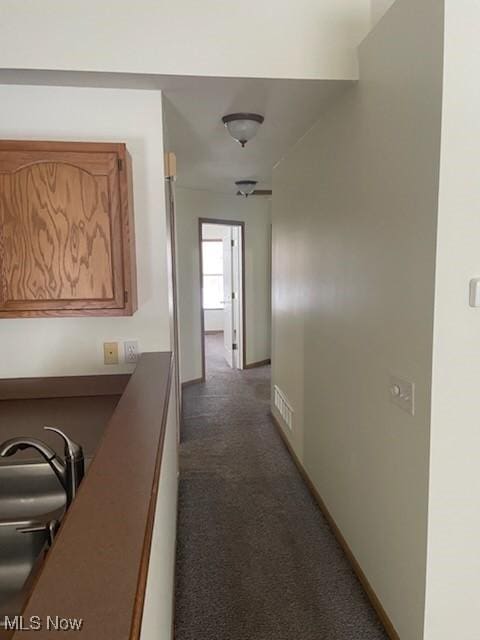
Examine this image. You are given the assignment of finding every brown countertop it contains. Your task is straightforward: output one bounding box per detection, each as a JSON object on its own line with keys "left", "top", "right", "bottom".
{"left": 11, "top": 352, "right": 173, "bottom": 640}
{"left": 0, "top": 374, "right": 129, "bottom": 402}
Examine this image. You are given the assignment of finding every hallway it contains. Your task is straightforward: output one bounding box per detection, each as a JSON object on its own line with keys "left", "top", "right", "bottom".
{"left": 175, "top": 333, "right": 387, "bottom": 639}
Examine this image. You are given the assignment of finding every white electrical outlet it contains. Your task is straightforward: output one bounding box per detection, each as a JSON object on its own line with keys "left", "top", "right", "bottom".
{"left": 124, "top": 340, "right": 139, "bottom": 364}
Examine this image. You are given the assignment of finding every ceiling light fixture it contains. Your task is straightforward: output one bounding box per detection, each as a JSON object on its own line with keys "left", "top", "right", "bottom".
{"left": 222, "top": 113, "right": 264, "bottom": 147}
{"left": 235, "top": 180, "right": 258, "bottom": 197}
{"left": 236, "top": 189, "right": 273, "bottom": 198}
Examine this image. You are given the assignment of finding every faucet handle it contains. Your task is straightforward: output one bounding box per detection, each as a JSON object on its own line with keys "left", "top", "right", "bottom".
{"left": 18, "top": 519, "right": 60, "bottom": 547}
{"left": 44, "top": 427, "right": 83, "bottom": 461}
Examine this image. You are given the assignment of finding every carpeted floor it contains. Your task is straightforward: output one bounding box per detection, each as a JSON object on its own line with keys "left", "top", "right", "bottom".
{"left": 175, "top": 333, "right": 387, "bottom": 640}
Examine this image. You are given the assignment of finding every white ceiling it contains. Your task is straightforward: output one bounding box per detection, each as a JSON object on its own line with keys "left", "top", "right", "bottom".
{"left": 163, "top": 77, "right": 352, "bottom": 194}
{"left": 0, "top": 69, "right": 352, "bottom": 195}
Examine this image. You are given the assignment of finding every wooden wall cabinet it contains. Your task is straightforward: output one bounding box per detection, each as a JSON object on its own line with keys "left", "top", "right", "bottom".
{"left": 0, "top": 141, "right": 137, "bottom": 317}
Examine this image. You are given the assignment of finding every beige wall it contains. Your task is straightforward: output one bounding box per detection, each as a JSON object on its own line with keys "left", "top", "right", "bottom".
{"left": 371, "top": 0, "right": 396, "bottom": 24}
{"left": 175, "top": 188, "right": 271, "bottom": 383}
{"left": 0, "top": 1, "right": 371, "bottom": 81}
{"left": 0, "top": 84, "right": 170, "bottom": 377}
{"left": 424, "top": 1, "right": 480, "bottom": 637}
{"left": 271, "top": 0, "right": 443, "bottom": 638}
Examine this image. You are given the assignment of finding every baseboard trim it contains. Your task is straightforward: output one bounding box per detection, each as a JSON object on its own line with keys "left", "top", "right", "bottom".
{"left": 181, "top": 377, "right": 204, "bottom": 389}
{"left": 270, "top": 412, "right": 400, "bottom": 640}
{"left": 244, "top": 358, "right": 271, "bottom": 370}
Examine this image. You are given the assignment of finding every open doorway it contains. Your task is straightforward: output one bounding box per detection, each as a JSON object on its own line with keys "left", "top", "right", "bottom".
{"left": 199, "top": 219, "right": 245, "bottom": 377}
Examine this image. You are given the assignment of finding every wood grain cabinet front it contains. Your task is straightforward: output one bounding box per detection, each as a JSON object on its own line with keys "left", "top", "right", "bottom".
{"left": 0, "top": 141, "right": 137, "bottom": 317}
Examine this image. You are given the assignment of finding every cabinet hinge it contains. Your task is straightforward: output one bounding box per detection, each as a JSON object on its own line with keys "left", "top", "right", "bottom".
{"left": 118, "top": 158, "right": 124, "bottom": 171}
{"left": 232, "top": 292, "right": 235, "bottom": 300}
{"left": 124, "top": 290, "right": 129, "bottom": 304}
{"left": 232, "top": 343, "right": 238, "bottom": 351}
{"left": 231, "top": 239, "right": 235, "bottom": 247}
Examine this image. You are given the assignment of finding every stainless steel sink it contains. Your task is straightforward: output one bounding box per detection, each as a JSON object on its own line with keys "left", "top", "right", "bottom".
{"left": 0, "top": 462, "right": 66, "bottom": 625}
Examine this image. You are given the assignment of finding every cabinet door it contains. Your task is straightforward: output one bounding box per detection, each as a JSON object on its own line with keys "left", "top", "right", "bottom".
{"left": 0, "top": 141, "right": 136, "bottom": 317}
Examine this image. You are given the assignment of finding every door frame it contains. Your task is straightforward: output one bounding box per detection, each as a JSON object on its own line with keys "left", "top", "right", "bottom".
{"left": 198, "top": 218, "right": 246, "bottom": 380}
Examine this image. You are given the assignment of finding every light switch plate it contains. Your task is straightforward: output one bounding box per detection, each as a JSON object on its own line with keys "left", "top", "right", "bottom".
{"left": 104, "top": 342, "right": 119, "bottom": 365}
{"left": 389, "top": 374, "right": 415, "bottom": 416}
{"left": 469, "top": 278, "right": 480, "bottom": 307}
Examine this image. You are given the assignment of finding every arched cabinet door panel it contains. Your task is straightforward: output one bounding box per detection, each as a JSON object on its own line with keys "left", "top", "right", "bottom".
{"left": 0, "top": 141, "right": 137, "bottom": 317}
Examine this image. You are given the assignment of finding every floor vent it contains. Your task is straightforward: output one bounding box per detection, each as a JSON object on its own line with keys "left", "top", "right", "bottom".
{"left": 274, "top": 385, "right": 294, "bottom": 431}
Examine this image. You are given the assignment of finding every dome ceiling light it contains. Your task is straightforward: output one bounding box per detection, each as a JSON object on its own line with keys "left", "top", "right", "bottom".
{"left": 222, "top": 113, "right": 264, "bottom": 147}
{"left": 235, "top": 180, "right": 258, "bottom": 197}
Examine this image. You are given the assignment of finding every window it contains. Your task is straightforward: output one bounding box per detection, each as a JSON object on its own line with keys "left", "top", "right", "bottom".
{"left": 202, "top": 240, "right": 224, "bottom": 309}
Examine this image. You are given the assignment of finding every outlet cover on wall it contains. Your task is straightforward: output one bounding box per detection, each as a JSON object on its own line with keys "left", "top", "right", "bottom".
{"left": 103, "top": 342, "right": 119, "bottom": 365}
{"left": 389, "top": 374, "right": 415, "bottom": 416}
{"left": 124, "top": 340, "right": 139, "bottom": 364}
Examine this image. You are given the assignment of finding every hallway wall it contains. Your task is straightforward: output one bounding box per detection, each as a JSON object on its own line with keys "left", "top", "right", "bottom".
{"left": 371, "top": 0, "right": 396, "bottom": 25}
{"left": 271, "top": 0, "right": 443, "bottom": 638}
{"left": 175, "top": 188, "right": 271, "bottom": 383}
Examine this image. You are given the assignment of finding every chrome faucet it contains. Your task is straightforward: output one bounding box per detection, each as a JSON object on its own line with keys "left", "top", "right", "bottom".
{"left": 0, "top": 427, "right": 85, "bottom": 508}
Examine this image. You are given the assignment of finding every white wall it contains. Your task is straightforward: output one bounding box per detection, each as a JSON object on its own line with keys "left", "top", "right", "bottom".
{"left": 0, "top": 1, "right": 371, "bottom": 81}
{"left": 271, "top": 1, "right": 443, "bottom": 638}
{"left": 0, "top": 84, "right": 170, "bottom": 378}
{"left": 176, "top": 189, "right": 271, "bottom": 383}
{"left": 371, "top": 0, "right": 396, "bottom": 24}
{"left": 140, "top": 377, "right": 178, "bottom": 640}
{"left": 424, "top": 1, "right": 480, "bottom": 637}
{"left": 204, "top": 311, "right": 224, "bottom": 333}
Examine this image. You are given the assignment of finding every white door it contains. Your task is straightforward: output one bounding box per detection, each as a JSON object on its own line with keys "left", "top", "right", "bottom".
{"left": 223, "top": 228, "right": 234, "bottom": 367}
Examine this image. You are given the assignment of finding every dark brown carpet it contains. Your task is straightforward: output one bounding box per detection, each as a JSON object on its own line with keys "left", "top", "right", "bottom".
{"left": 175, "top": 333, "right": 387, "bottom": 640}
